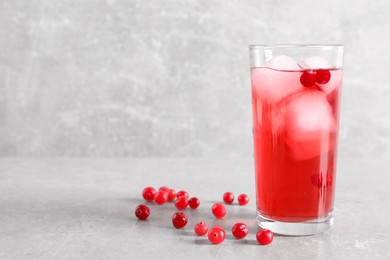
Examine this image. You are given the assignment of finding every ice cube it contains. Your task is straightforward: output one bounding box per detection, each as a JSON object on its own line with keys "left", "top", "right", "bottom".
{"left": 266, "top": 55, "right": 300, "bottom": 71}
{"left": 299, "top": 56, "right": 330, "bottom": 69}
{"left": 284, "top": 90, "right": 336, "bottom": 160}
{"left": 251, "top": 68, "right": 303, "bottom": 103}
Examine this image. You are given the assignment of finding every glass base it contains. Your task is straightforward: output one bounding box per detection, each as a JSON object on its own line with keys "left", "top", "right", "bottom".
{"left": 257, "top": 211, "right": 334, "bottom": 236}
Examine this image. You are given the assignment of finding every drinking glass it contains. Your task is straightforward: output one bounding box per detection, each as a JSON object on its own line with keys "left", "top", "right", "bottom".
{"left": 249, "top": 45, "right": 344, "bottom": 235}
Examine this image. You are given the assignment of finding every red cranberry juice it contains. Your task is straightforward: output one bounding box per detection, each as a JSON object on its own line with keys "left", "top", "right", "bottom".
{"left": 251, "top": 67, "right": 342, "bottom": 222}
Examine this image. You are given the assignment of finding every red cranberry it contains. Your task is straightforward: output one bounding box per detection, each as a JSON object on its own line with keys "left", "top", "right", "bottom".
{"left": 311, "top": 171, "right": 333, "bottom": 188}
{"left": 174, "top": 196, "right": 188, "bottom": 210}
{"left": 194, "top": 222, "right": 208, "bottom": 236}
{"left": 208, "top": 226, "right": 226, "bottom": 244}
{"left": 154, "top": 190, "right": 168, "bottom": 205}
{"left": 167, "top": 189, "right": 176, "bottom": 202}
{"left": 223, "top": 192, "right": 234, "bottom": 204}
{"left": 316, "top": 69, "right": 331, "bottom": 84}
{"left": 232, "top": 223, "right": 248, "bottom": 239}
{"left": 159, "top": 186, "right": 170, "bottom": 192}
{"left": 237, "top": 194, "right": 249, "bottom": 206}
{"left": 188, "top": 197, "right": 200, "bottom": 209}
{"left": 135, "top": 204, "right": 150, "bottom": 220}
{"left": 300, "top": 70, "right": 317, "bottom": 87}
{"left": 172, "top": 212, "right": 188, "bottom": 229}
{"left": 142, "top": 187, "right": 156, "bottom": 202}
{"left": 311, "top": 172, "right": 324, "bottom": 188}
{"left": 256, "top": 229, "right": 274, "bottom": 245}
{"left": 211, "top": 203, "right": 226, "bottom": 219}
{"left": 176, "top": 190, "right": 189, "bottom": 199}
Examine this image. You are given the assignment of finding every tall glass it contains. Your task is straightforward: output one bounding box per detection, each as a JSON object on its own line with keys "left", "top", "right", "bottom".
{"left": 249, "top": 45, "right": 344, "bottom": 235}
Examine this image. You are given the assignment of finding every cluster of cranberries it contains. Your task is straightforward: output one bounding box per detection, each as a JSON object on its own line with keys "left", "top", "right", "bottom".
{"left": 142, "top": 186, "right": 200, "bottom": 210}
{"left": 135, "top": 187, "right": 273, "bottom": 245}
{"left": 300, "top": 69, "right": 331, "bottom": 87}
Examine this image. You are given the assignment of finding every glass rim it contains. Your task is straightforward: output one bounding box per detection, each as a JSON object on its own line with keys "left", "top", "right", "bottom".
{"left": 249, "top": 44, "right": 344, "bottom": 50}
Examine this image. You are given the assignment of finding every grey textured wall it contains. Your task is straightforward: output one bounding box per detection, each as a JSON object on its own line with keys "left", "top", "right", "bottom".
{"left": 0, "top": 0, "right": 389, "bottom": 158}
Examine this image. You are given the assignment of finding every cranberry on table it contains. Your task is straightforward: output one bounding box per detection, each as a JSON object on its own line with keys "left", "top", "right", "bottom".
{"left": 316, "top": 69, "right": 331, "bottom": 84}
{"left": 167, "top": 189, "right": 176, "bottom": 202}
{"left": 188, "top": 197, "right": 200, "bottom": 209}
{"left": 174, "top": 196, "right": 189, "bottom": 210}
{"left": 142, "top": 187, "right": 156, "bottom": 202}
{"left": 300, "top": 70, "right": 317, "bottom": 87}
{"left": 159, "top": 186, "right": 170, "bottom": 192}
{"left": 172, "top": 212, "right": 188, "bottom": 229}
{"left": 223, "top": 192, "right": 234, "bottom": 204}
{"left": 135, "top": 204, "right": 150, "bottom": 220}
{"left": 237, "top": 194, "right": 249, "bottom": 206}
{"left": 211, "top": 203, "right": 226, "bottom": 219}
{"left": 154, "top": 190, "right": 168, "bottom": 205}
{"left": 194, "top": 222, "right": 208, "bottom": 236}
{"left": 232, "top": 223, "right": 248, "bottom": 239}
{"left": 176, "top": 190, "right": 189, "bottom": 199}
{"left": 256, "top": 229, "right": 274, "bottom": 245}
{"left": 208, "top": 226, "right": 226, "bottom": 244}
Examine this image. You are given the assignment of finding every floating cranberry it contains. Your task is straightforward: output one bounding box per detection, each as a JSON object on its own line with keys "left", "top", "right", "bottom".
{"left": 300, "top": 70, "right": 317, "bottom": 87}
{"left": 316, "top": 69, "right": 331, "bottom": 84}
{"left": 311, "top": 171, "right": 333, "bottom": 188}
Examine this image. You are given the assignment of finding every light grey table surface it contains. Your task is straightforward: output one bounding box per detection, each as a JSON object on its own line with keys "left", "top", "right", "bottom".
{"left": 0, "top": 158, "right": 389, "bottom": 259}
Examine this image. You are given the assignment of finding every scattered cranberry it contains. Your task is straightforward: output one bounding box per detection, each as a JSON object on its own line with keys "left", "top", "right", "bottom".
{"left": 300, "top": 70, "right": 317, "bottom": 87}
{"left": 172, "top": 212, "right": 188, "bottom": 229}
{"left": 208, "top": 226, "right": 226, "bottom": 244}
{"left": 237, "top": 194, "right": 249, "bottom": 206}
{"left": 223, "top": 192, "right": 234, "bottom": 204}
{"left": 159, "top": 186, "right": 170, "bottom": 192}
{"left": 316, "top": 69, "right": 331, "bottom": 84}
{"left": 167, "top": 189, "right": 176, "bottom": 202}
{"left": 211, "top": 203, "right": 226, "bottom": 219}
{"left": 174, "top": 196, "right": 189, "bottom": 210}
{"left": 256, "top": 229, "right": 274, "bottom": 245}
{"left": 142, "top": 187, "right": 156, "bottom": 202}
{"left": 154, "top": 190, "right": 168, "bottom": 205}
{"left": 176, "top": 190, "right": 189, "bottom": 199}
{"left": 135, "top": 204, "right": 150, "bottom": 220}
{"left": 232, "top": 223, "right": 248, "bottom": 239}
{"left": 194, "top": 222, "right": 208, "bottom": 236}
{"left": 188, "top": 197, "right": 200, "bottom": 209}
